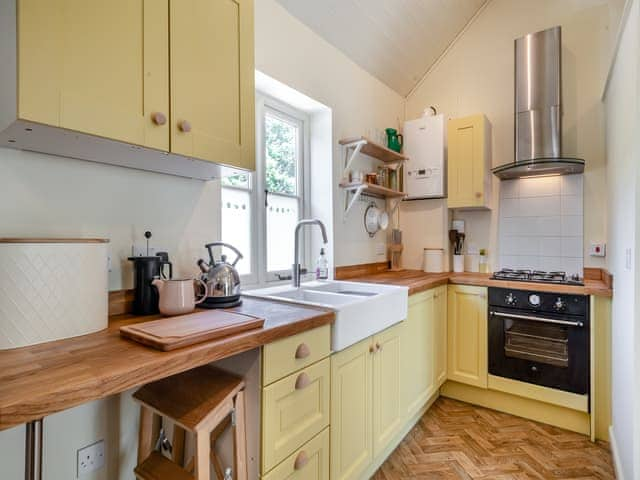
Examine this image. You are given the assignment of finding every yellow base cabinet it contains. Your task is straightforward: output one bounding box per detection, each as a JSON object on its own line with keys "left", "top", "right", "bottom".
{"left": 261, "top": 326, "right": 331, "bottom": 477}
{"left": 330, "top": 338, "right": 373, "bottom": 480}
{"left": 401, "top": 289, "right": 435, "bottom": 419}
{"left": 447, "top": 114, "right": 492, "bottom": 209}
{"left": 331, "top": 322, "right": 407, "bottom": 480}
{"left": 447, "top": 285, "right": 488, "bottom": 388}
{"left": 372, "top": 323, "right": 404, "bottom": 458}
{"left": 262, "top": 428, "right": 330, "bottom": 480}
{"left": 433, "top": 285, "right": 448, "bottom": 387}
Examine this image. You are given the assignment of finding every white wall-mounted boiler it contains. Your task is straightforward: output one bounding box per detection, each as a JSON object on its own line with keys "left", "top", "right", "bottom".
{"left": 403, "top": 114, "right": 446, "bottom": 199}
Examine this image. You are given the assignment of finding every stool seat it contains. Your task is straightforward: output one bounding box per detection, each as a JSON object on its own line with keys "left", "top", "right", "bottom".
{"left": 133, "top": 365, "right": 244, "bottom": 432}
{"left": 133, "top": 365, "right": 248, "bottom": 480}
{"left": 135, "top": 451, "right": 194, "bottom": 480}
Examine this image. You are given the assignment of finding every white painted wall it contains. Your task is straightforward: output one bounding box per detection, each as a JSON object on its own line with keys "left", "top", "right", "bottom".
{"left": 402, "top": 0, "right": 616, "bottom": 272}
{"left": 603, "top": 1, "right": 639, "bottom": 478}
{"left": 254, "top": 0, "right": 405, "bottom": 267}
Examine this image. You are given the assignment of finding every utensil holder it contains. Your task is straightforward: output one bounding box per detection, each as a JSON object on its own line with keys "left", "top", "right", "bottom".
{"left": 453, "top": 254, "right": 464, "bottom": 273}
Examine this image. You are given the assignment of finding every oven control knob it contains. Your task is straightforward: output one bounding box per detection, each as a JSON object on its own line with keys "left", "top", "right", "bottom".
{"left": 553, "top": 297, "right": 567, "bottom": 312}
{"left": 504, "top": 293, "right": 517, "bottom": 306}
{"left": 528, "top": 294, "right": 541, "bottom": 306}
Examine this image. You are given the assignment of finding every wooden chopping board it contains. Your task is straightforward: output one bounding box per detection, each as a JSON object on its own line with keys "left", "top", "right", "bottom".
{"left": 120, "top": 310, "right": 265, "bottom": 351}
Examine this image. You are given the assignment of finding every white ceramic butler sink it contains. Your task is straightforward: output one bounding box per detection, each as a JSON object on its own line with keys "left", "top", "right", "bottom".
{"left": 244, "top": 281, "right": 408, "bottom": 351}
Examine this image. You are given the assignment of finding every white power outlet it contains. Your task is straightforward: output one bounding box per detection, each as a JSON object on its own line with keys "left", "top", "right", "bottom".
{"left": 77, "top": 440, "right": 105, "bottom": 476}
{"left": 376, "top": 243, "right": 386, "bottom": 256}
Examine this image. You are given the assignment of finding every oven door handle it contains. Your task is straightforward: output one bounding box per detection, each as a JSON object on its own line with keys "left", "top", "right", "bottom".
{"left": 490, "top": 311, "right": 584, "bottom": 328}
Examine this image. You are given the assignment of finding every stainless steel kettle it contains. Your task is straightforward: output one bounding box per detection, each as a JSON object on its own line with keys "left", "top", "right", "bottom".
{"left": 197, "top": 242, "right": 243, "bottom": 308}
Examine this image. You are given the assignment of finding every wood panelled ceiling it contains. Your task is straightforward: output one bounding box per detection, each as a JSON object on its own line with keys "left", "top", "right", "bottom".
{"left": 274, "top": 0, "right": 488, "bottom": 96}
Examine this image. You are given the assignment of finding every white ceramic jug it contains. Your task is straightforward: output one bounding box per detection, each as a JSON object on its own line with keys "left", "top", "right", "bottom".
{"left": 152, "top": 278, "right": 207, "bottom": 316}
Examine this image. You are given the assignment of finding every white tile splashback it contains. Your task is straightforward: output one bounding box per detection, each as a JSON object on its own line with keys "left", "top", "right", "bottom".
{"left": 498, "top": 175, "right": 583, "bottom": 276}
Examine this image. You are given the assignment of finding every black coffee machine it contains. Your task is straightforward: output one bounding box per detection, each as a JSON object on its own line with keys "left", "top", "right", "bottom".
{"left": 128, "top": 232, "right": 172, "bottom": 315}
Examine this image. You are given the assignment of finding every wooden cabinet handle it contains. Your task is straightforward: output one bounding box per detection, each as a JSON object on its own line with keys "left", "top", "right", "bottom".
{"left": 295, "top": 343, "right": 310, "bottom": 359}
{"left": 178, "top": 120, "right": 192, "bottom": 133}
{"left": 475, "top": 192, "right": 482, "bottom": 198}
{"left": 369, "top": 344, "right": 376, "bottom": 354}
{"left": 295, "top": 372, "right": 311, "bottom": 390}
{"left": 375, "top": 342, "right": 381, "bottom": 352}
{"left": 151, "top": 112, "right": 167, "bottom": 126}
{"left": 294, "top": 450, "right": 309, "bottom": 470}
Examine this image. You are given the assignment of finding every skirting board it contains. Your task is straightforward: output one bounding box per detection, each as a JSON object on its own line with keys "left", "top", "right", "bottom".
{"left": 609, "top": 425, "right": 625, "bottom": 480}
{"left": 441, "top": 381, "right": 591, "bottom": 436}
{"left": 361, "top": 391, "right": 440, "bottom": 479}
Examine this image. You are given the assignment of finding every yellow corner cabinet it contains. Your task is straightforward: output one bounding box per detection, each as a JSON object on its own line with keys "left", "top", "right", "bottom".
{"left": 331, "top": 323, "right": 404, "bottom": 480}
{"left": 447, "top": 114, "right": 491, "bottom": 209}
{"left": 447, "top": 284, "right": 488, "bottom": 388}
{"left": 0, "top": 0, "right": 255, "bottom": 178}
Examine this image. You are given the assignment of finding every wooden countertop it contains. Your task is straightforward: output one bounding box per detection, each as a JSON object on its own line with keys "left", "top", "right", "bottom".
{"left": 345, "top": 270, "right": 613, "bottom": 297}
{"left": 0, "top": 297, "right": 334, "bottom": 431}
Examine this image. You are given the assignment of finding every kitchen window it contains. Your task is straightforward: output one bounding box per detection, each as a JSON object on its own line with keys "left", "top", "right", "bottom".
{"left": 221, "top": 95, "right": 310, "bottom": 286}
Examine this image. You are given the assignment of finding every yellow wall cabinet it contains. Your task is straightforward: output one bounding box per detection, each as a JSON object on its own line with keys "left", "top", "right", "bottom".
{"left": 447, "top": 285, "right": 488, "bottom": 388}
{"left": 0, "top": 0, "right": 255, "bottom": 178}
{"left": 331, "top": 323, "right": 404, "bottom": 480}
{"left": 447, "top": 114, "right": 492, "bottom": 209}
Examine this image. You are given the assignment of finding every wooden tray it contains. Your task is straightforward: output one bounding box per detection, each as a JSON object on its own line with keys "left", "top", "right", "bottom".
{"left": 120, "top": 310, "right": 265, "bottom": 351}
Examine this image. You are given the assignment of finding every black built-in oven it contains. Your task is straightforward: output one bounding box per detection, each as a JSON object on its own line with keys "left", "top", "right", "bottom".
{"left": 488, "top": 287, "right": 589, "bottom": 394}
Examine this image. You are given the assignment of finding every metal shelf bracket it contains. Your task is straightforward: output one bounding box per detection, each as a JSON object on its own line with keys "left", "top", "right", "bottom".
{"left": 343, "top": 184, "right": 366, "bottom": 221}
{"left": 342, "top": 139, "right": 366, "bottom": 179}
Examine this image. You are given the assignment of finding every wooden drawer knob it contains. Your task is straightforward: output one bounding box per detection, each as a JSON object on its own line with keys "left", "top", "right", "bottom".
{"left": 178, "top": 120, "right": 192, "bottom": 133}
{"left": 295, "top": 343, "right": 310, "bottom": 359}
{"left": 375, "top": 342, "right": 381, "bottom": 352}
{"left": 295, "top": 372, "right": 311, "bottom": 390}
{"left": 475, "top": 192, "right": 482, "bottom": 198}
{"left": 151, "top": 112, "right": 167, "bottom": 126}
{"left": 369, "top": 344, "right": 376, "bottom": 354}
{"left": 294, "top": 450, "right": 309, "bottom": 470}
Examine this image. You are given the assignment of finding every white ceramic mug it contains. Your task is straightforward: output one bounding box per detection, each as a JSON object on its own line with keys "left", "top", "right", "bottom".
{"left": 152, "top": 278, "right": 207, "bottom": 316}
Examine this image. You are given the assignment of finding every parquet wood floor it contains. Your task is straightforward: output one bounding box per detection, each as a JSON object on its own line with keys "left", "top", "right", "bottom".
{"left": 372, "top": 397, "right": 615, "bottom": 480}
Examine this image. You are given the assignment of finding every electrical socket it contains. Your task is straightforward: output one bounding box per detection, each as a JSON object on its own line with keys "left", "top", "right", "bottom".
{"left": 376, "top": 243, "right": 386, "bottom": 256}
{"left": 77, "top": 440, "right": 104, "bottom": 476}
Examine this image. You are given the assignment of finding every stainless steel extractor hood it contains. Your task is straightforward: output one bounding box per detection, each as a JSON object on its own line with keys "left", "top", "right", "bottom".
{"left": 492, "top": 26, "right": 584, "bottom": 180}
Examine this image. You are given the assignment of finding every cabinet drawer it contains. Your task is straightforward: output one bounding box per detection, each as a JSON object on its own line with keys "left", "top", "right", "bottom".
{"left": 262, "top": 428, "right": 329, "bottom": 480}
{"left": 262, "top": 358, "right": 330, "bottom": 473}
{"left": 263, "top": 325, "right": 330, "bottom": 386}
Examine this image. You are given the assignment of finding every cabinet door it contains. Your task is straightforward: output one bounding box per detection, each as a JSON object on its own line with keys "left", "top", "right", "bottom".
{"left": 433, "top": 285, "right": 448, "bottom": 387}
{"left": 447, "top": 114, "right": 490, "bottom": 209}
{"left": 330, "top": 339, "right": 373, "bottom": 480}
{"left": 372, "top": 323, "right": 404, "bottom": 458}
{"left": 18, "top": 0, "right": 169, "bottom": 150}
{"left": 170, "top": 0, "right": 255, "bottom": 170}
{"left": 447, "top": 285, "right": 488, "bottom": 388}
{"left": 402, "top": 290, "right": 434, "bottom": 419}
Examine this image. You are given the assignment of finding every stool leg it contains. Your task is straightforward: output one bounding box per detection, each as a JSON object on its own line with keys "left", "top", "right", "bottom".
{"left": 195, "top": 429, "right": 211, "bottom": 480}
{"left": 172, "top": 425, "right": 186, "bottom": 467}
{"left": 233, "top": 390, "right": 247, "bottom": 480}
{"left": 137, "top": 406, "right": 161, "bottom": 464}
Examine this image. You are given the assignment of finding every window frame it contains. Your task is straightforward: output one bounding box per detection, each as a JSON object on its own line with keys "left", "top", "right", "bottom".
{"left": 221, "top": 93, "right": 311, "bottom": 288}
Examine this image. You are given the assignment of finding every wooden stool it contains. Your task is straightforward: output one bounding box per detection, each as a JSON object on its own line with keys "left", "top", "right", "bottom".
{"left": 133, "top": 365, "right": 247, "bottom": 480}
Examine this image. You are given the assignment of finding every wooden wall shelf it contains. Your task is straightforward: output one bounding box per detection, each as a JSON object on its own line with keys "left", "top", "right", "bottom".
{"left": 339, "top": 137, "right": 407, "bottom": 164}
